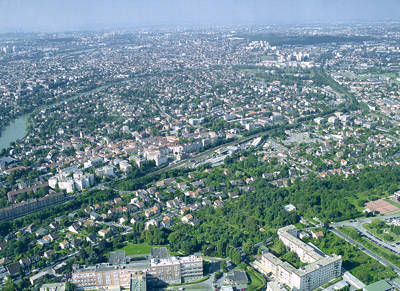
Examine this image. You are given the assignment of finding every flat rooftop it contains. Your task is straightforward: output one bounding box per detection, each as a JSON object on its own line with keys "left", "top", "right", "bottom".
{"left": 278, "top": 225, "right": 324, "bottom": 262}
{"left": 109, "top": 250, "right": 127, "bottom": 265}
{"left": 151, "top": 247, "right": 170, "bottom": 259}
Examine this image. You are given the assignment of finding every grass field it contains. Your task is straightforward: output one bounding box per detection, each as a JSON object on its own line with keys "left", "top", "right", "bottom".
{"left": 246, "top": 266, "right": 266, "bottom": 291}
{"left": 120, "top": 243, "right": 167, "bottom": 255}
{"left": 183, "top": 285, "right": 208, "bottom": 289}
{"left": 311, "top": 230, "right": 396, "bottom": 284}
{"left": 345, "top": 188, "right": 386, "bottom": 213}
{"left": 364, "top": 222, "right": 400, "bottom": 243}
{"left": 339, "top": 226, "right": 400, "bottom": 268}
{"left": 294, "top": 222, "right": 307, "bottom": 229}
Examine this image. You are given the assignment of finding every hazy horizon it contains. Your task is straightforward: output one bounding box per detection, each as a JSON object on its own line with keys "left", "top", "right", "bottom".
{"left": 0, "top": 0, "right": 399, "bottom": 32}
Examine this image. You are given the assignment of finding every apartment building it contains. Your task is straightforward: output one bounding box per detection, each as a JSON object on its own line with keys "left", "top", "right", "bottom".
{"left": 254, "top": 225, "right": 342, "bottom": 291}
{"left": 0, "top": 193, "right": 70, "bottom": 222}
{"left": 277, "top": 225, "right": 324, "bottom": 264}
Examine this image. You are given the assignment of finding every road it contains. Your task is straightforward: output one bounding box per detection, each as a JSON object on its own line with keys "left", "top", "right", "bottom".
{"left": 97, "top": 221, "right": 133, "bottom": 232}
{"left": 332, "top": 213, "right": 400, "bottom": 256}
{"left": 330, "top": 227, "right": 400, "bottom": 274}
{"left": 146, "top": 107, "right": 340, "bottom": 177}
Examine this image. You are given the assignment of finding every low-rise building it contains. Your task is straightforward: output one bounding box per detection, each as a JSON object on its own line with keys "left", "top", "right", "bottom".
{"left": 39, "top": 283, "right": 66, "bottom": 291}
{"left": 71, "top": 251, "right": 202, "bottom": 289}
{"left": 364, "top": 280, "right": 394, "bottom": 291}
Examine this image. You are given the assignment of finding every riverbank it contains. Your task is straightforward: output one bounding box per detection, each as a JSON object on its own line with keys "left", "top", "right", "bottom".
{"left": 0, "top": 114, "right": 29, "bottom": 151}
{"left": 0, "top": 82, "right": 111, "bottom": 152}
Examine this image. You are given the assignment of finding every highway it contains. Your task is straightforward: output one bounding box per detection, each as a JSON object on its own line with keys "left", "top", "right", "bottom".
{"left": 330, "top": 227, "right": 400, "bottom": 274}
{"left": 332, "top": 214, "right": 400, "bottom": 256}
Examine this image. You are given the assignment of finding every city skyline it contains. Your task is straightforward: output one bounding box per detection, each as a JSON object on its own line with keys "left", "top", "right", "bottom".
{"left": 0, "top": 2, "right": 400, "bottom": 289}
{"left": 0, "top": 0, "right": 399, "bottom": 32}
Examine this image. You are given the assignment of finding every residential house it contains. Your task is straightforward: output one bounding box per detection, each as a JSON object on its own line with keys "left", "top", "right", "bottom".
{"left": 59, "top": 240, "right": 70, "bottom": 250}
{"left": 98, "top": 228, "right": 110, "bottom": 238}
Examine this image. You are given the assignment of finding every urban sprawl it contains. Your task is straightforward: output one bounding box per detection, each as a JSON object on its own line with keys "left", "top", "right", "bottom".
{"left": 0, "top": 22, "right": 400, "bottom": 291}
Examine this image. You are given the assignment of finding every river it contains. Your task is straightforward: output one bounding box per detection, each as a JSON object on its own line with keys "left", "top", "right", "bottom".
{"left": 0, "top": 115, "right": 28, "bottom": 151}
{"left": 0, "top": 81, "right": 121, "bottom": 151}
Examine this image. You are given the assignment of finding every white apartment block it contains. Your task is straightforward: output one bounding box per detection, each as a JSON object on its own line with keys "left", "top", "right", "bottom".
{"left": 48, "top": 171, "right": 94, "bottom": 193}
{"left": 254, "top": 225, "right": 342, "bottom": 291}
{"left": 119, "top": 160, "right": 132, "bottom": 172}
{"left": 277, "top": 225, "right": 324, "bottom": 264}
{"left": 95, "top": 165, "right": 115, "bottom": 177}
{"left": 58, "top": 178, "right": 75, "bottom": 193}
{"left": 145, "top": 150, "right": 168, "bottom": 166}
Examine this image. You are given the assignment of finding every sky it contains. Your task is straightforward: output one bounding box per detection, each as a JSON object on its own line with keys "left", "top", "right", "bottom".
{"left": 0, "top": 0, "right": 399, "bottom": 32}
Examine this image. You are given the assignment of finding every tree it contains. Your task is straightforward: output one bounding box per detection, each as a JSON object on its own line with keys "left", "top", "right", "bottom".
{"left": 65, "top": 282, "right": 74, "bottom": 291}
{"left": 143, "top": 227, "right": 168, "bottom": 245}
{"left": 7, "top": 173, "right": 15, "bottom": 185}
{"left": 2, "top": 276, "right": 16, "bottom": 291}
{"left": 370, "top": 218, "right": 384, "bottom": 229}
{"left": 273, "top": 239, "right": 286, "bottom": 256}
{"left": 383, "top": 233, "right": 394, "bottom": 242}
{"left": 243, "top": 241, "right": 254, "bottom": 256}
{"left": 214, "top": 270, "right": 222, "bottom": 282}
{"left": 220, "top": 261, "right": 228, "bottom": 273}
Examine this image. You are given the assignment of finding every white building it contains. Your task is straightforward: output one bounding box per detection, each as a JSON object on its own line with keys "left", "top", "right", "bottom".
{"left": 72, "top": 254, "right": 203, "bottom": 288}
{"left": 188, "top": 118, "right": 204, "bottom": 125}
{"left": 83, "top": 161, "right": 92, "bottom": 169}
{"left": 58, "top": 178, "right": 75, "bottom": 193}
{"left": 328, "top": 116, "right": 338, "bottom": 124}
{"left": 283, "top": 204, "right": 296, "bottom": 212}
{"left": 146, "top": 150, "right": 168, "bottom": 166}
{"left": 119, "top": 160, "right": 132, "bottom": 172}
{"left": 48, "top": 171, "right": 94, "bottom": 193}
{"left": 48, "top": 177, "right": 58, "bottom": 189}
{"left": 40, "top": 283, "right": 66, "bottom": 291}
{"left": 73, "top": 171, "right": 95, "bottom": 191}
{"left": 95, "top": 165, "right": 115, "bottom": 177}
{"left": 254, "top": 225, "right": 342, "bottom": 291}
{"left": 314, "top": 117, "right": 325, "bottom": 125}
{"left": 144, "top": 147, "right": 169, "bottom": 166}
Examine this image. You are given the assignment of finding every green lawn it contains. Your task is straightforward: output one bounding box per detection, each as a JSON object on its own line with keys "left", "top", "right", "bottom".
{"left": 346, "top": 189, "right": 387, "bottom": 213}
{"left": 307, "top": 217, "right": 321, "bottom": 226}
{"left": 384, "top": 198, "right": 400, "bottom": 208}
{"left": 294, "top": 222, "right": 307, "bottom": 229}
{"left": 120, "top": 243, "right": 167, "bottom": 255}
{"left": 246, "top": 266, "right": 266, "bottom": 291}
{"left": 385, "top": 209, "right": 400, "bottom": 216}
{"left": 378, "top": 72, "right": 398, "bottom": 81}
{"left": 364, "top": 222, "right": 400, "bottom": 243}
{"left": 339, "top": 226, "right": 400, "bottom": 268}
{"left": 310, "top": 230, "right": 396, "bottom": 284}
{"left": 183, "top": 285, "right": 208, "bottom": 289}
{"left": 280, "top": 251, "right": 307, "bottom": 268}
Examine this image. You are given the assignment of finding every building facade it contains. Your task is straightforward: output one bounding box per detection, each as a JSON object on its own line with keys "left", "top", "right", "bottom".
{"left": 71, "top": 254, "right": 203, "bottom": 289}
{"left": 0, "top": 193, "right": 70, "bottom": 222}
{"left": 254, "top": 225, "right": 342, "bottom": 291}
